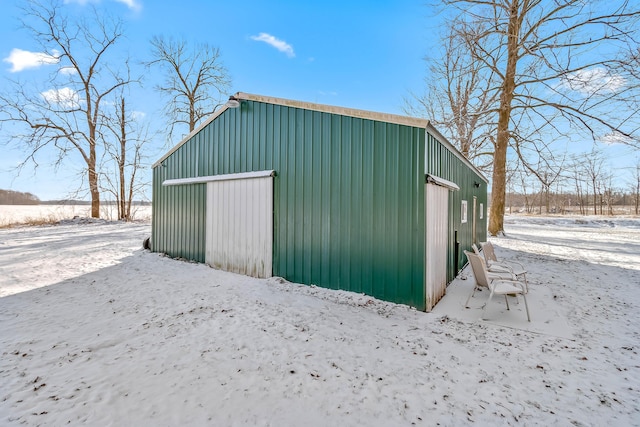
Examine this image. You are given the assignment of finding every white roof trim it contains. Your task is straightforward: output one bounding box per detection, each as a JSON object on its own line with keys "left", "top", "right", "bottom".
{"left": 426, "top": 174, "right": 460, "bottom": 191}
{"left": 235, "top": 92, "right": 430, "bottom": 129}
{"left": 163, "top": 170, "right": 276, "bottom": 186}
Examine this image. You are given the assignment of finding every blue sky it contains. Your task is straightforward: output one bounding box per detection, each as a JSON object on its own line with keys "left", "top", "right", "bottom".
{"left": 0, "top": 0, "right": 440, "bottom": 200}
{"left": 0, "top": 0, "right": 637, "bottom": 200}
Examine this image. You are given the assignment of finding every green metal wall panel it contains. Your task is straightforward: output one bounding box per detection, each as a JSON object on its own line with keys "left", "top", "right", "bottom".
{"left": 152, "top": 141, "right": 207, "bottom": 262}
{"left": 425, "top": 132, "right": 488, "bottom": 282}
{"left": 153, "top": 100, "right": 427, "bottom": 310}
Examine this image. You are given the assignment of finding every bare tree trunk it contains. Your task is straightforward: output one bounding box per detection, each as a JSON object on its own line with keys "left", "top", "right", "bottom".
{"left": 636, "top": 165, "right": 640, "bottom": 215}
{"left": 592, "top": 180, "right": 597, "bottom": 216}
{"left": 574, "top": 175, "right": 584, "bottom": 215}
{"left": 545, "top": 173, "right": 550, "bottom": 213}
{"left": 89, "top": 123, "right": 100, "bottom": 218}
{"left": 489, "top": 137, "right": 509, "bottom": 233}
{"left": 488, "top": 1, "right": 520, "bottom": 235}
{"left": 89, "top": 167, "right": 100, "bottom": 218}
{"left": 189, "top": 99, "right": 196, "bottom": 133}
{"left": 119, "top": 97, "right": 127, "bottom": 220}
{"left": 126, "top": 173, "right": 134, "bottom": 220}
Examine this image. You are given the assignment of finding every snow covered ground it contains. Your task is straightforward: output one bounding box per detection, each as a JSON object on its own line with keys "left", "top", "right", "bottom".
{"left": 0, "top": 215, "right": 639, "bottom": 426}
{"left": 0, "top": 205, "right": 152, "bottom": 227}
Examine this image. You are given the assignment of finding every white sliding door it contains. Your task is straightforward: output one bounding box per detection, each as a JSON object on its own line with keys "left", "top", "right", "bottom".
{"left": 206, "top": 174, "right": 273, "bottom": 278}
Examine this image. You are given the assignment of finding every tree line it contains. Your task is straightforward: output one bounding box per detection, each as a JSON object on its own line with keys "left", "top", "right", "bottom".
{"left": 506, "top": 159, "right": 640, "bottom": 215}
{"left": 0, "top": 189, "right": 40, "bottom": 205}
{"left": 0, "top": 0, "right": 230, "bottom": 220}
{"left": 506, "top": 149, "right": 640, "bottom": 215}
{"left": 505, "top": 189, "right": 640, "bottom": 216}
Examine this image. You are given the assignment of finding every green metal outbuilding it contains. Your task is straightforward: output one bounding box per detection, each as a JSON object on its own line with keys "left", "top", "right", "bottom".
{"left": 151, "top": 92, "right": 487, "bottom": 311}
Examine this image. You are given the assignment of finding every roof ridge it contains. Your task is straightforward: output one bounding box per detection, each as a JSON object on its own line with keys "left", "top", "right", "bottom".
{"left": 236, "top": 92, "right": 430, "bottom": 129}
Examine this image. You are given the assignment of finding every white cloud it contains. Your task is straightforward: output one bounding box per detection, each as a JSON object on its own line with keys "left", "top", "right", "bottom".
{"left": 250, "top": 33, "right": 295, "bottom": 58}
{"left": 114, "top": 0, "right": 142, "bottom": 12}
{"left": 600, "top": 131, "right": 634, "bottom": 146}
{"left": 64, "top": 0, "right": 142, "bottom": 11}
{"left": 3, "top": 48, "right": 60, "bottom": 72}
{"left": 563, "top": 68, "right": 626, "bottom": 95}
{"left": 59, "top": 66, "right": 78, "bottom": 75}
{"left": 131, "top": 111, "right": 146, "bottom": 121}
{"left": 41, "top": 87, "right": 81, "bottom": 109}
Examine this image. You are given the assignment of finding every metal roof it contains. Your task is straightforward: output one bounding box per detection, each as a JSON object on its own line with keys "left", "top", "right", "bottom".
{"left": 235, "top": 92, "right": 431, "bottom": 129}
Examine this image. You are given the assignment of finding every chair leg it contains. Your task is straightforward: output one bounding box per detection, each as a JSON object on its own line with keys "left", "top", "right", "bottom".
{"left": 523, "top": 274, "right": 529, "bottom": 293}
{"left": 522, "top": 293, "right": 531, "bottom": 322}
{"left": 482, "top": 290, "right": 495, "bottom": 320}
{"left": 464, "top": 286, "right": 478, "bottom": 308}
{"left": 504, "top": 295, "right": 510, "bottom": 310}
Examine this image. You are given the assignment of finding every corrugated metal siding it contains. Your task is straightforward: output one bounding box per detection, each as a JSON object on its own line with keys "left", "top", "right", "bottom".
{"left": 425, "top": 183, "right": 449, "bottom": 311}
{"left": 425, "top": 132, "right": 488, "bottom": 282}
{"left": 152, "top": 101, "right": 426, "bottom": 310}
{"left": 205, "top": 176, "right": 273, "bottom": 278}
{"left": 152, "top": 147, "right": 207, "bottom": 262}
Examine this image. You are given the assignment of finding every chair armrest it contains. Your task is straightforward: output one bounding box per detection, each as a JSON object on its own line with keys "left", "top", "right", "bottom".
{"left": 487, "top": 270, "right": 517, "bottom": 281}
{"left": 487, "top": 262, "right": 514, "bottom": 274}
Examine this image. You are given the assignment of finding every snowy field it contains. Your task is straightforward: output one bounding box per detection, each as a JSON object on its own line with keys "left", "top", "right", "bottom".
{"left": 0, "top": 215, "right": 639, "bottom": 426}
{"left": 0, "top": 205, "right": 152, "bottom": 227}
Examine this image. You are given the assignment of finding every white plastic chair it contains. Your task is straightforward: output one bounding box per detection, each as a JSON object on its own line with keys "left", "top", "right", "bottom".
{"left": 471, "top": 244, "right": 520, "bottom": 282}
{"left": 464, "top": 250, "right": 531, "bottom": 322}
{"left": 479, "top": 242, "right": 529, "bottom": 292}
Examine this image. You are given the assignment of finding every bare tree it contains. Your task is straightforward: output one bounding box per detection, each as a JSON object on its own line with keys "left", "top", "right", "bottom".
{"left": 568, "top": 155, "right": 588, "bottom": 214}
{"left": 100, "top": 95, "right": 150, "bottom": 221}
{"left": 0, "top": 0, "right": 132, "bottom": 218}
{"left": 439, "top": 0, "right": 640, "bottom": 235}
{"left": 582, "top": 150, "right": 611, "bottom": 215}
{"left": 148, "top": 36, "right": 231, "bottom": 143}
{"left": 505, "top": 162, "right": 519, "bottom": 213}
{"left": 600, "top": 175, "right": 616, "bottom": 215}
{"left": 517, "top": 171, "right": 533, "bottom": 213}
{"left": 406, "top": 18, "right": 498, "bottom": 167}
